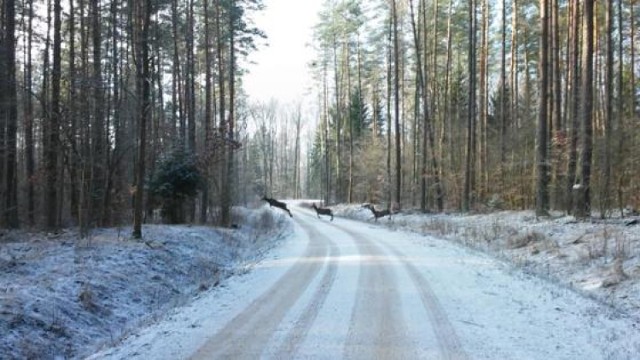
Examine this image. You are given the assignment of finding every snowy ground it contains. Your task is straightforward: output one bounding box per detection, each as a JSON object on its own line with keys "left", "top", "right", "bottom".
{"left": 86, "top": 202, "right": 640, "bottom": 360}
{"left": 334, "top": 204, "right": 640, "bottom": 319}
{"left": 0, "top": 207, "right": 291, "bottom": 360}
{"left": 1, "top": 203, "right": 639, "bottom": 359}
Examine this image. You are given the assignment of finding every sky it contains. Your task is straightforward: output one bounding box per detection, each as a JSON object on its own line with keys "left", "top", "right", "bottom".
{"left": 243, "top": 0, "right": 324, "bottom": 105}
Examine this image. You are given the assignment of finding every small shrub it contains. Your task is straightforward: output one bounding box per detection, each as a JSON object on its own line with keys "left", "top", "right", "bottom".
{"left": 507, "top": 230, "right": 547, "bottom": 249}
{"left": 614, "top": 233, "right": 630, "bottom": 261}
{"left": 79, "top": 284, "right": 98, "bottom": 313}
{"left": 256, "top": 209, "right": 275, "bottom": 231}
{"left": 148, "top": 148, "right": 203, "bottom": 224}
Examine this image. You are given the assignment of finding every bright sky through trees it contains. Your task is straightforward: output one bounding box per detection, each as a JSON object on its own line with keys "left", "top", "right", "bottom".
{"left": 243, "top": 0, "right": 323, "bottom": 104}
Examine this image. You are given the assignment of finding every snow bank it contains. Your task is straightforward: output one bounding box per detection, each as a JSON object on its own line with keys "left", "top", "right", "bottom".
{"left": 0, "top": 207, "right": 292, "bottom": 360}
{"left": 333, "top": 204, "right": 640, "bottom": 319}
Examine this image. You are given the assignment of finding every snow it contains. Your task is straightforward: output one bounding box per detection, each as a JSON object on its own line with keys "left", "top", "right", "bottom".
{"left": 2, "top": 202, "right": 639, "bottom": 359}
{"left": 0, "top": 207, "right": 292, "bottom": 360}
{"left": 335, "top": 205, "right": 640, "bottom": 320}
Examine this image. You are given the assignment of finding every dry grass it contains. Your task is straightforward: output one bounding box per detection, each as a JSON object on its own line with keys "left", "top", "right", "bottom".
{"left": 506, "top": 230, "right": 548, "bottom": 249}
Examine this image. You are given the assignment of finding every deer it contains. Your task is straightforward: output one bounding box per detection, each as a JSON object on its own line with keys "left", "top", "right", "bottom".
{"left": 312, "top": 203, "right": 333, "bottom": 221}
{"left": 362, "top": 203, "right": 391, "bottom": 222}
{"left": 261, "top": 196, "right": 293, "bottom": 217}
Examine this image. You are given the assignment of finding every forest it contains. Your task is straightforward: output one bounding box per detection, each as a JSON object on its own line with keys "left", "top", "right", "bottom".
{"left": 0, "top": 0, "right": 639, "bottom": 234}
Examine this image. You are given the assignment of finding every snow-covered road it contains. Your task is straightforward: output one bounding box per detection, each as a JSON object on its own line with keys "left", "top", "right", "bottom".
{"left": 90, "top": 205, "right": 640, "bottom": 359}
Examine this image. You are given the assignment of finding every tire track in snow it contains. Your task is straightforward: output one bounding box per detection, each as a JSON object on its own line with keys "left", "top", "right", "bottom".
{"left": 340, "top": 227, "right": 411, "bottom": 359}
{"left": 338, "top": 223, "right": 468, "bottom": 360}
{"left": 385, "top": 244, "right": 468, "bottom": 360}
{"left": 189, "top": 216, "right": 331, "bottom": 360}
{"left": 272, "top": 214, "right": 340, "bottom": 357}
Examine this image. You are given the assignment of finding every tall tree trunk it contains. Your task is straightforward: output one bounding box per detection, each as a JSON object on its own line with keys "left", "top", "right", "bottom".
{"left": 392, "top": 0, "right": 402, "bottom": 207}
{"left": 601, "top": 0, "right": 614, "bottom": 217}
{"left": 386, "top": 14, "right": 392, "bottom": 206}
{"left": 293, "top": 105, "right": 302, "bottom": 199}
{"left": 576, "top": 0, "right": 594, "bottom": 218}
{"left": 68, "top": 0, "right": 79, "bottom": 225}
{"left": 186, "top": 0, "right": 196, "bottom": 221}
{"left": 463, "top": 0, "right": 477, "bottom": 212}
{"left": 201, "top": 0, "right": 212, "bottom": 223}
{"left": 216, "top": 0, "right": 229, "bottom": 226}
{"left": 409, "top": 0, "right": 425, "bottom": 209}
{"left": 479, "top": 0, "right": 489, "bottom": 197}
{"left": 566, "top": 0, "right": 580, "bottom": 213}
{"left": 443, "top": 0, "right": 453, "bottom": 196}
{"left": 133, "top": 0, "right": 152, "bottom": 239}
{"left": 511, "top": 0, "right": 519, "bottom": 131}
{"left": 332, "top": 32, "right": 342, "bottom": 203}
{"left": 551, "top": 0, "right": 564, "bottom": 210}
{"left": 323, "top": 65, "right": 330, "bottom": 204}
{"left": 224, "top": 0, "right": 237, "bottom": 227}
{"left": 187, "top": 0, "right": 196, "bottom": 153}
{"left": 91, "top": 0, "right": 105, "bottom": 226}
{"left": 23, "top": 0, "right": 35, "bottom": 225}
{"left": 171, "top": 0, "right": 180, "bottom": 143}
{"left": 1, "top": 0, "right": 19, "bottom": 227}
{"left": 536, "top": 0, "right": 550, "bottom": 216}
{"left": 46, "top": 0, "right": 62, "bottom": 229}
{"left": 499, "top": 0, "right": 506, "bottom": 189}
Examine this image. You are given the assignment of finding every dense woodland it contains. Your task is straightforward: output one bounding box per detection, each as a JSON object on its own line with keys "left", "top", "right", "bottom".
{"left": 306, "top": 0, "right": 639, "bottom": 217}
{"left": 0, "top": 0, "right": 639, "bottom": 234}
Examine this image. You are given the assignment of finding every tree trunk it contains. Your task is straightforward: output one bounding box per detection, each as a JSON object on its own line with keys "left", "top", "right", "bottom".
{"left": 566, "top": 0, "right": 580, "bottom": 214}
{"left": 386, "top": 15, "right": 392, "bottom": 206}
{"left": 171, "top": 0, "right": 180, "bottom": 143}
{"left": 24, "top": 0, "right": 35, "bottom": 225}
{"left": 91, "top": 0, "right": 105, "bottom": 226}
{"left": 576, "top": 0, "right": 594, "bottom": 218}
{"left": 551, "top": 0, "right": 564, "bottom": 210}
{"left": 293, "top": 105, "right": 302, "bottom": 199}
{"left": 463, "top": 0, "right": 477, "bottom": 212}
{"left": 201, "top": 0, "right": 212, "bottom": 224}
{"left": 536, "top": 0, "right": 550, "bottom": 216}
{"left": 499, "top": 0, "right": 506, "bottom": 190}
{"left": 392, "top": 0, "right": 402, "bottom": 207}
{"left": 480, "top": 0, "right": 489, "bottom": 197}
{"left": 133, "top": 0, "right": 152, "bottom": 239}
{"left": 225, "top": 0, "right": 237, "bottom": 227}
{"left": 46, "top": 0, "right": 62, "bottom": 229}
{"left": 601, "top": 0, "right": 614, "bottom": 217}
{"left": 1, "top": 0, "right": 19, "bottom": 227}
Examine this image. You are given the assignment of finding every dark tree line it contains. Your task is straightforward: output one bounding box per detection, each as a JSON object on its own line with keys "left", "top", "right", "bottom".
{"left": 0, "top": 0, "right": 265, "bottom": 234}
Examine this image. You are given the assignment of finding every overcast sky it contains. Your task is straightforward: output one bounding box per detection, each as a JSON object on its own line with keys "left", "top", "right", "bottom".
{"left": 243, "top": 0, "right": 323, "bottom": 105}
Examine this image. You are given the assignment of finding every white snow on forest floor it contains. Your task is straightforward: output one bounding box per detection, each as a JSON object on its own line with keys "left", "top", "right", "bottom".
{"left": 0, "top": 207, "right": 292, "bottom": 360}
{"left": 334, "top": 203, "right": 640, "bottom": 319}
{"left": 1, "top": 202, "right": 639, "bottom": 360}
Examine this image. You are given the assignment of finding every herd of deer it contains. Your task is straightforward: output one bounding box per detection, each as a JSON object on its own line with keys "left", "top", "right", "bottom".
{"left": 261, "top": 196, "right": 392, "bottom": 222}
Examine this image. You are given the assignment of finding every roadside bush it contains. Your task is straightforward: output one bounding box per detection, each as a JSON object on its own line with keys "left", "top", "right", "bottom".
{"left": 148, "top": 148, "right": 202, "bottom": 223}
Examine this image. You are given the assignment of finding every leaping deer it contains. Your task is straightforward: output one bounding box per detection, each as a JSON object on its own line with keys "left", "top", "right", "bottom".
{"left": 363, "top": 203, "right": 391, "bottom": 222}
{"left": 261, "top": 196, "right": 293, "bottom": 217}
{"left": 312, "top": 203, "right": 333, "bottom": 221}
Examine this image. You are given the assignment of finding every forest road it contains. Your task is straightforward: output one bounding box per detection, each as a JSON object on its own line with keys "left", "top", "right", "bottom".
{"left": 189, "top": 207, "right": 468, "bottom": 360}
{"left": 94, "top": 204, "right": 640, "bottom": 360}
